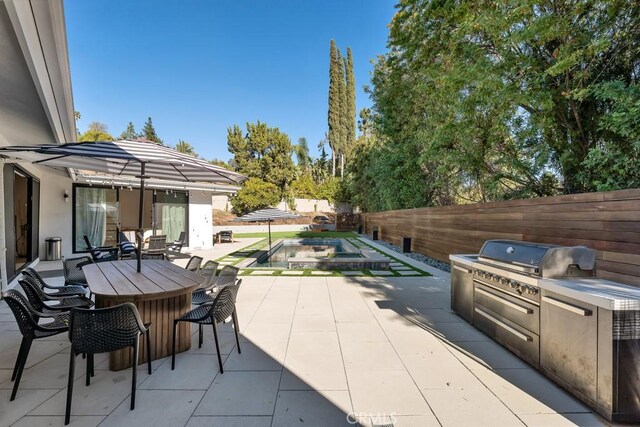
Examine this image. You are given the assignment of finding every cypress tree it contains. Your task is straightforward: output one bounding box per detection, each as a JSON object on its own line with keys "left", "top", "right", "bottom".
{"left": 345, "top": 48, "right": 356, "bottom": 158}
{"left": 328, "top": 40, "right": 341, "bottom": 175}
{"left": 336, "top": 48, "right": 346, "bottom": 160}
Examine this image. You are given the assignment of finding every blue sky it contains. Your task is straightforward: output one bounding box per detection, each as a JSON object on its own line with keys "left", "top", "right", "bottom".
{"left": 65, "top": 0, "right": 395, "bottom": 161}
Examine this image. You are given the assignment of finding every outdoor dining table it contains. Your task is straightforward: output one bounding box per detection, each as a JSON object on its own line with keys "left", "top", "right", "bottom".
{"left": 82, "top": 259, "right": 205, "bottom": 371}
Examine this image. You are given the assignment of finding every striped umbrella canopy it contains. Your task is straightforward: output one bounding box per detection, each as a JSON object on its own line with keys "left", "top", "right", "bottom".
{"left": 232, "top": 208, "right": 300, "bottom": 257}
{"left": 0, "top": 140, "right": 246, "bottom": 271}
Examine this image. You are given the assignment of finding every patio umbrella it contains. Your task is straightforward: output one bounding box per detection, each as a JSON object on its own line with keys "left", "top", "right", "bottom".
{"left": 0, "top": 140, "right": 245, "bottom": 272}
{"left": 232, "top": 208, "right": 300, "bottom": 260}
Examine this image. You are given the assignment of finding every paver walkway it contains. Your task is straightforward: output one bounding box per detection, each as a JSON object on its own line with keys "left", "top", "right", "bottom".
{"left": 0, "top": 244, "right": 608, "bottom": 426}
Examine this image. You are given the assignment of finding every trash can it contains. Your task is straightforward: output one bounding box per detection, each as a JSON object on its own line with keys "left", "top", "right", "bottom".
{"left": 45, "top": 237, "right": 62, "bottom": 261}
{"left": 402, "top": 237, "right": 412, "bottom": 253}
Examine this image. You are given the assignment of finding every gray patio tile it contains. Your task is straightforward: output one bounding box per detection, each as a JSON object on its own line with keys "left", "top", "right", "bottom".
{"left": 336, "top": 322, "right": 387, "bottom": 342}
{"left": 287, "top": 331, "right": 340, "bottom": 355}
{"left": 185, "top": 416, "right": 272, "bottom": 427}
{"left": 518, "top": 413, "right": 607, "bottom": 427}
{"left": 347, "top": 369, "right": 432, "bottom": 416}
{"left": 0, "top": 389, "right": 59, "bottom": 426}
{"left": 0, "top": 330, "right": 22, "bottom": 352}
{"left": 291, "top": 314, "right": 336, "bottom": 332}
{"left": 100, "top": 390, "right": 204, "bottom": 427}
{"left": 385, "top": 329, "right": 448, "bottom": 355}
{"left": 31, "top": 368, "right": 150, "bottom": 416}
{"left": 0, "top": 340, "right": 70, "bottom": 370}
{"left": 0, "top": 354, "right": 84, "bottom": 390}
{"left": 450, "top": 340, "right": 530, "bottom": 370}
{"left": 366, "top": 415, "right": 441, "bottom": 427}
{"left": 139, "top": 355, "right": 219, "bottom": 390}
{"left": 332, "top": 308, "right": 375, "bottom": 323}
{"left": 224, "top": 341, "right": 286, "bottom": 370}
{"left": 12, "top": 415, "right": 105, "bottom": 427}
{"left": 194, "top": 371, "right": 280, "bottom": 416}
{"left": 400, "top": 352, "right": 484, "bottom": 389}
{"left": 241, "top": 322, "right": 291, "bottom": 343}
{"left": 272, "top": 390, "right": 352, "bottom": 426}
{"left": 412, "top": 307, "right": 461, "bottom": 323}
{"left": 473, "top": 368, "right": 590, "bottom": 414}
{"left": 188, "top": 330, "right": 237, "bottom": 355}
{"left": 280, "top": 353, "right": 347, "bottom": 391}
{"left": 341, "top": 341, "right": 404, "bottom": 371}
{"left": 429, "top": 321, "right": 492, "bottom": 342}
{"left": 421, "top": 386, "right": 525, "bottom": 427}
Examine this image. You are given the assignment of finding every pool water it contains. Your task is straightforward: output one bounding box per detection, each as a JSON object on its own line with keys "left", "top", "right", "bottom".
{"left": 254, "top": 239, "right": 362, "bottom": 268}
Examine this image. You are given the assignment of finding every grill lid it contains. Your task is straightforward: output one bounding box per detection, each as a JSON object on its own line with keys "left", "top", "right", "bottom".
{"left": 478, "top": 239, "right": 596, "bottom": 278}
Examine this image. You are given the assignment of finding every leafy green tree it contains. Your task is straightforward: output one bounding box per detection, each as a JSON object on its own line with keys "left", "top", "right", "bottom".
{"left": 210, "top": 158, "right": 232, "bottom": 170}
{"left": 312, "top": 139, "right": 331, "bottom": 184}
{"left": 119, "top": 122, "right": 139, "bottom": 140}
{"left": 290, "top": 174, "right": 317, "bottom": 198}
{"left": 175, "top": 139, "right": 196, "bottom": 156}
{"left": 230, "top": 178, "right": 280, "bottom": 214}
{"left": 142, "top": 117, "right": 163, "bottom": 145}
{"left": 79, "top": 122, "right": 113, "bottom": 142}
{"left": 227, "top": 121, "right": 295, "bottom": 197}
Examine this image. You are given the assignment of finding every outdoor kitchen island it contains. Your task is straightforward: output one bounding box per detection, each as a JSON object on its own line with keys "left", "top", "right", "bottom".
{"left": 450, "top": 240, "right": 640, "bottom": 423}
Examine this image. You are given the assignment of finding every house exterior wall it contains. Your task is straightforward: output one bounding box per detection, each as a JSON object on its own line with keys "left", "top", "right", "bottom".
{"left": 188, "top": 190, "right": 214, "bottom": 250}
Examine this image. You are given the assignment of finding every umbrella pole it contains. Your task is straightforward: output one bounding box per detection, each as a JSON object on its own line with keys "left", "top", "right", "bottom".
{"left": 137, "top": 163, "right": 147, "bottom": 272}
{"left": 268, "top": 220, "right": 272, "bottom": 267}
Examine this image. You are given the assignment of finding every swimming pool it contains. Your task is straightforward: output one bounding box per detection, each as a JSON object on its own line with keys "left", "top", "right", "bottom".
{"left": 250, "top": 238, "right": 390, "bottom": 270}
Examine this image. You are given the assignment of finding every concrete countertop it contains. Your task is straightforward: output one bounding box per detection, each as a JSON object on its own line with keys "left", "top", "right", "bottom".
{"left": 450, "top": 254, "right": 640, "bottom": 311}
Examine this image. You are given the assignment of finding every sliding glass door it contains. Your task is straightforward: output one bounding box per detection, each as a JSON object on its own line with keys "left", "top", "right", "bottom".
{"left": 74, "top": 187, "right": 119, "bottom": 251}
{"left": 155, "top": 191, "right": 188, "bottom": 243}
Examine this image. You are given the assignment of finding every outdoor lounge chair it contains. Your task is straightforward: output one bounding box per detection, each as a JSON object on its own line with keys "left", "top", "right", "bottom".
{"left": 166, "top": 231, "right": 186, "bottom": 252}
{"left": 65, "top": 303, "right": 152, "bottom": 425}
{"left": 118, "top": 232, "right": 137, "bottom": 258}
{"left": 145, "top": 235, "right": 167, "bottom": 257}
{"left": 141, "top": 252, "right": 165, "bottom": 260}
{"left": 83, "top": 235, "right": 119, "bottom": 262}
{"left": 22, "top": 268, "right": 87, "bottom": 297}
{"left": 172, "top": 279, "right": 242, "bottom": 374}
{"left": 219, "top": 230, "right": 233, "bottom": 243}
{"left": 3, "top": 290, "right": 69, "bottom": 401}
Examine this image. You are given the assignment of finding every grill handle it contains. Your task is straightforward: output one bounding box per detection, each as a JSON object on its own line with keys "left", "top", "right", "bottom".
{"left": 474, "top": 307, "right": 533, "bottom": 342}
{"left": 475, "top": 287, "right": 533, "bottom": 314}
{"left": 453, "top": 265, "right": 472, "bottom": 274}
{"left": 542, "top": 296, "right": 592, "bottom": 317}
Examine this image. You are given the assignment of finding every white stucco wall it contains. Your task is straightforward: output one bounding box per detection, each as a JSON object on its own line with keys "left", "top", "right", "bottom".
{"left": 188, "top": 190, "right": 213, "bottom": 250}
{"left": 38, "top": 167, "right": 73, "bottom": 258}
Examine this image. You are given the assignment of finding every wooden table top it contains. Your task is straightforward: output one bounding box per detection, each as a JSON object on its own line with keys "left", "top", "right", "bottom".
{"left": 83, "top": 260, "right": 205, "bottom": 300}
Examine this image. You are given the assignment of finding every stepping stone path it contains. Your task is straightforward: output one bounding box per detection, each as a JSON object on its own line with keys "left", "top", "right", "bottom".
{"left": 397, "top": 270, "right": 420, "bottom": 276}
{"left": 281, "top": 271, "right": 304, "bottom": 275}
{"left": 311, "top": 271, "right": 333, "bottom": 275}
{"left": 370, "top": 270, "right": 395, "bottom": 276}
{"left": 250, "top": 270, "right": 276, "bottom": 275}
{"left": 342, "top": 271, "right": 364, "bottom": 276}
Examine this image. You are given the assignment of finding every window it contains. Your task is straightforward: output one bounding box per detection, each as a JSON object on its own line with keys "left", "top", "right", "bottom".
{"left": 155, "top": 191, "right": 188, "bottom": 244}
{"left": 74, "top": 186, "right": 118, "bottom": 251}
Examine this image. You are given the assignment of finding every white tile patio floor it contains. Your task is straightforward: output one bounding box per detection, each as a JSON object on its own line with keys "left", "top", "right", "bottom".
{"left": 0, "top": 241, "right": 610, "bottom": 426}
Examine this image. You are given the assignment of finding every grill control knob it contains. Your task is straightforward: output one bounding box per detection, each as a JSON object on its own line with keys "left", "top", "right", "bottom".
{"left": 528, "top": 287, "right": 539, "bottom": 295}
{"left": 509, "top": 280, "right": 519, "bottom": 289}
{"left": 500, "top": 277, "right": 509, "bottom": 285}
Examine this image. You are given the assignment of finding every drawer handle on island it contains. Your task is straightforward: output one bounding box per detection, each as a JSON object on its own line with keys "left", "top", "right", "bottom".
{"left": 453, "top": 265, "right": 472, "bottom": 274}
{"left": 542, "top": 296, "right": 592, "bottom": 316}
{"left": 476, "top": 287, "right": 533, "bottom": 314}
{"left": 474, "top": 307, "right": 533, "bottom": 342}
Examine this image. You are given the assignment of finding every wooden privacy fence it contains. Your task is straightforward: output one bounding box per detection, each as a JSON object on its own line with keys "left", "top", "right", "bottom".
{"left": 336, "top": 213, "right": 361, "bottom": 231}
{"left": 362, "top": 189, "right": 640, "bottom": 287}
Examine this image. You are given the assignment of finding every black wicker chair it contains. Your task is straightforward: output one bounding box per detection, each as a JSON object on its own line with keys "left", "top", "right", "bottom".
{"left": 141, "top": 253, "right": 165, "bottom": 260}
{"left": 185, "top": 256, "right": 203, "bottom": 272}
{"left": 191, "top": 264, "right": 238, "bottom": 306}
{"left": 63, "top": 256, "right": 93, "bottom": 289}
{"left": 65, "top": 303, "right": 152, "bottom": 425}
{"left": 172, "top": 279, "right": 242, "bottom": 374}
{"left": 83, "top": 235, "right": 119, "bottom": 262}
{"left": 17, "top": 278, "right": 94, "bottom": 314}
{"left": 3, "top": 289, "right": 69, "bottom": 401}
{"left": 22, "top": 268, "right": 87, "bottom": 297}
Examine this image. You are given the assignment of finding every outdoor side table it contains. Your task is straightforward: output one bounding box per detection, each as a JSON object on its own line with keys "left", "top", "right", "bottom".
{"left": 83, "top": 260, "right": 204, "bottom": 371}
